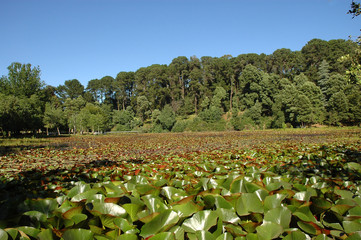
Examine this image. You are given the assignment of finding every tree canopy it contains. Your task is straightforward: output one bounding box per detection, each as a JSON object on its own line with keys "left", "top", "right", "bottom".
{"left": 1, "top": 38, "right": 361, "bottom": 136}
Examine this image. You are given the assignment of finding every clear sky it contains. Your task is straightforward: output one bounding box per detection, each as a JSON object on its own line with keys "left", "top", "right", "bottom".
{"left": 0, "top": 0, "right": 360, "bottom": 87}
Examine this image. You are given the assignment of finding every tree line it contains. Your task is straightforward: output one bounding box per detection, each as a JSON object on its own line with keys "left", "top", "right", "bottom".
{"left": 1, "top": 38, "right": 361, "bottom": 136}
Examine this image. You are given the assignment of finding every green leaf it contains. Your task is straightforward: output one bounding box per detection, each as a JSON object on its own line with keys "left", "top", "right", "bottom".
{"left": 62, "top": 229, "right": 94, "bottom": 240}
{"left": 265, "top": 182, "right": 283, "bottom": 192}
{"left": 100, "top": 215, "right": 117, "bottom": 229}
{"left": 140, "top": 210, "right": 179, "bottom": 238}
{"left": 348, "top": 206, "right": 361, "bottom": 216}
{"left": 148, "top": 232, "right": 175, "bottom": 239}
{"left": 282, "top": 230, "right": 307, "bottom": 240}
{"left": 224, "top": 224, "right": 247, "bottom": 236}
{"left": 240, "top": 222, "right": 259, "bottom": 233}
{"left": 334, "top": 189, "right": 354, "bottom": 199}
{"left": 244, "top": 182, "right": 262, "bottom": 193}
{"left": 343, "top": 221, "right": 361, "bottom": 234}
{"left": 67, "top": 183, "right": 91, "bottom": 199}
{"left": 245, "top": 233, "right": 258, "bottom": 240}
{"left": 4, "top": 229, "right": 18, "bottom": 240}
{"left": 182, "top": 210, "right": 218, "bottom": 233}
{"left": 161, "top": 186, "right": 187, "bottom": 202}
{"left": 195, "top": 230, "right": 216, "bottom": 240}
{"left": 264, "top": 207, "right": 291, "bottom": 229}
{"left": 23, "top": 211, "right": 47, "bottom": 222}
{"left": 346, "top": 232, "right": 361, "bottom": 240}
{"left": 314, "top": 234, "right": 332, "bottom": 240}
{"left": 230, "top": 178, "right": 247, "bottom": 193}
{"left": 293, "top": 205, "right": 316, "bottom": 222}
{"left": 62, "top": 206, "right": 83, "bottom": 219}
{"left": 346, "top": 162, "right": 361, "bottom": 173}
{"left": 89, "top": 202, "right": 127, "bottom": 217}
{"left": 71, "top": 214, "right": 88, "bottom": 224}
{"left": 264, "top": 194, "right": 286, "bottom": 212}
{"left": 236, "top": 193, "right": 263, "bottom": 216}
{"left": 16, "top": 227, "right": 40, "bottom": 238}
{"left": 215, "top": 208, "right": 240, "bottom": 224}
{"left": 172, "top": 201, "right": 202, "bottom": 218}
{"left": 117, "top": 234, "right": 138, "bottom": 240}
{"left": 297, "top": 221, "right": 317, "bottom": 235}
{"left": 71, "top": 189, "right": 99, "bottom": 202}
{"left": 37, "top": 229, "right": 53, "bottom": 240}
{"left": 216, "top": 233, "right": 233, "bottom": 240}
{"left": 142, "top": 195, "right": 168, "bottom": 213}
{"left": 122, "top": 203, "right": 142, "bottom": 222}
{"left": 114, "top": 218, "right": 134, "bottom": 232}
{"left": 214, "top": 195, "right": 233, "bottom": 209}
{"left": 169, "top": 226, "right": 184, "bottom": 240}
{"left": 23, "top": 199, "right": 58, "bottom": 217}
{"left": 256, "top": 222, "right": 283, "bottom": 239}
{"left": 0, "top": 229, "right": 8, "bottom": 240}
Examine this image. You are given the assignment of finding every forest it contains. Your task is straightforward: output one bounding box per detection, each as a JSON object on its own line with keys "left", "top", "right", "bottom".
{"left": 1, "top": 38, "right": 361, "bottom": 136}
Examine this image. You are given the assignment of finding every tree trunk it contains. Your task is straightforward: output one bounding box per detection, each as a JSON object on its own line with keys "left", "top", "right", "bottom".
{"left": 180, "top": 72, "right": 185, "bottom": 100}
{"left": 194, "top": 95, "right": 198, "bottom": 114}
{"left": 46, "top": 127, "right": 49, "bottom": 136}
{"left": 230, "top": 76, "right": 234, "bottom": 112}
{"left": 57, "top": 127, "right": 60, "bottom": 136}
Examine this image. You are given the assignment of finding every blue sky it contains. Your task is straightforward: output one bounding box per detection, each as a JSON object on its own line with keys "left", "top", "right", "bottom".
{"left": 0, "top": 0, "right": 360, "bottom": 87}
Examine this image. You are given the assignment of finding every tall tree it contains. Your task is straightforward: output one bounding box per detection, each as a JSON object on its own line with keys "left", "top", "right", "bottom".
{"left": 43, "top": 102, "right": 64, "bottom": 135}
{"left": 168, "top": 56, "right": 189, "bottom": 101}
{"left": 0, "top": 62, "right": 43, "bottom": 97}
{"left": 57, "top": 79, "right": 84, "bottom": 100}
{"left": 114, "top": 71, "right": 135, "bottom": 110}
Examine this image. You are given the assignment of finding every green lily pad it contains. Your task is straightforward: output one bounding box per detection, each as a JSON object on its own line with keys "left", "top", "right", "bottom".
{"left": 216, "top": 232, "right": 233, "bottom": 240}
{"left": 346, "top": 232, "right": 361, "bottom": 240}
{"left": 182, "top": 210, "right": 218, "bottom": 233}
{"left": 343, "top": 221, "right": 361, "bottom": 234}
{"left": 88, "top": 202, "right": 127, "bottom": 217}
{"left": 142, "top": 195, "right": 168, "bottom": 213}
{"left": 117, "top": 234, "right": 138, "bottom": 240}
{"left": 256, "top": 222, "right": 283, "bottom": 239}
{"left": 264, "top": 194, "right": 286, "bottom": 212}
{"left": 264, "top": 206, "right": 291, "bottom": 229}
{"left": 0, "top": 229, "right": 8, "bottom": 240}
{"left": 194, "top": 230, "right": 216, "bottom": 240}
{"left": 16, "top": 227, "right": 40, "bottom": 238}
{"left": 236, "top": 193, "right": 263, "bottom": 216}
{"left": 216, "top": 208, "right": 240, "bottom": 224}
{"left": 148, "top": 232, "right": 175, "bottom": 239}
{"left": 122, "top": 203, "right": 142, "bottom": 222}
{"left": 172, "top": 200, "right": 203, "bottom": 218}
{"left": 37, "top": 228, "right": 53, "bottom": 240}
{"left": 62, "top": 229, "right": 94, "bottom": 240}
{"left": 283, "top": 230, "right": 308, "bottom": 240}
{"left": 140, "top": 210, "right": 179, "bottom": 238}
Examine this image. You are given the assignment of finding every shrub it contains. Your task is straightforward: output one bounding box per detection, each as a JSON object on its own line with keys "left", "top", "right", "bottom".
{"left": 172, "top": 120, "right": 189, "bottom": 132}
{"left": 199, "top": 106, "right": 223, "bottom": 123}
{"left": 157, "top": 105, "right": 176, "bottom": 131}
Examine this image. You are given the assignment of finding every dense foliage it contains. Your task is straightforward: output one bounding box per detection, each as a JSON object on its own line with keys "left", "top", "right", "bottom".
{"left": 1, "top": 39, "right": 361, "bottom": 136}
{"left": 0, "top": 129, "right": 360, "bottom": 239}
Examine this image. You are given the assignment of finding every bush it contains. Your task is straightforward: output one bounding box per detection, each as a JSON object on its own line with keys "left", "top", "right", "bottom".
{"left": 172, "top": 120, "right": 189, "bottom": 132}
{"left": 151, "top": 124, "right": 166, "bottom": 133}
{"left": 199, "top": 106, "right": 223, "bottom": 123}
{"left": 115, "top": 124, "right": 131, "bottom": 131}
{"left": 186, "top": 117, "right": 208, "bottom": 132}
{"left": 231, "top": 114, "right": 242, "bottom": 131}
{"left": 157, "top": 105, "right": 176, "bottom": 131}
{"left": 239, "top": 116, "right": 256, "bottom": 130}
